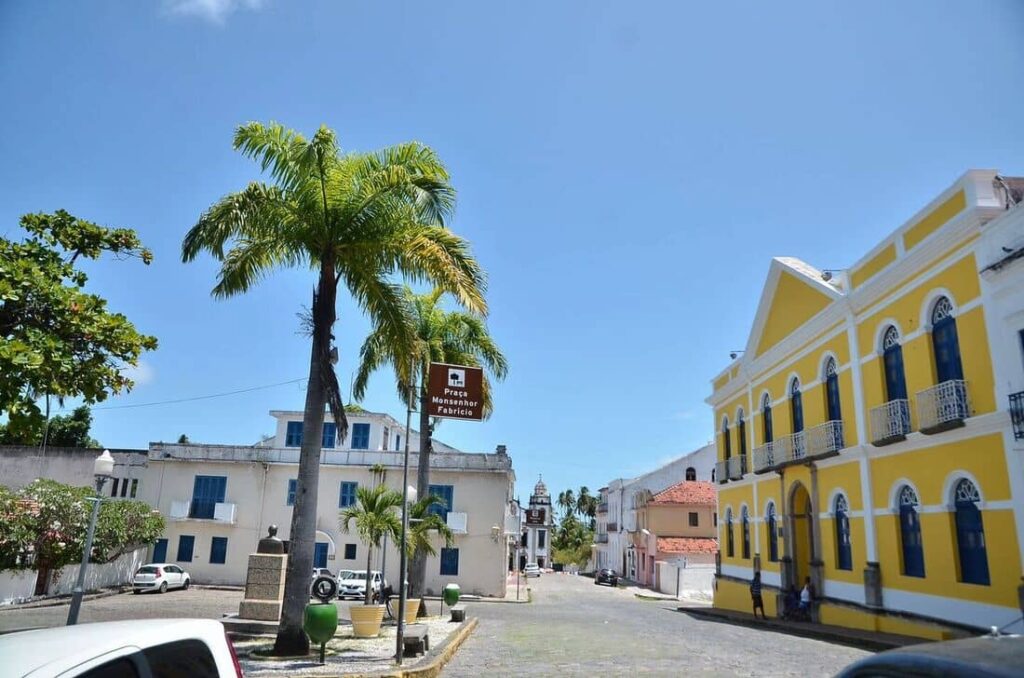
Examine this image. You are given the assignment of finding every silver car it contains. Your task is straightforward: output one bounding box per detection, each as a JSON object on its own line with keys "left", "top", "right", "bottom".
{"left": 133, "top": 563, "right": 191, "bottom": 594}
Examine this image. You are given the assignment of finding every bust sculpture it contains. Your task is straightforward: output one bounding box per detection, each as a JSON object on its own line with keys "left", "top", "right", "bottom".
{"left": 257, "top": 524, "right": 284, "bottom": 554}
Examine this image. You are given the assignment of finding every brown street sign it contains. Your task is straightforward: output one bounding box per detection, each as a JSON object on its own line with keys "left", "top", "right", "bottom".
{"left": 427, "top": 362, "right": 484, "bottom": 421}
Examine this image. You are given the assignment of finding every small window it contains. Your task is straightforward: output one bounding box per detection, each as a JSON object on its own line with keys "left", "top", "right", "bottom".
{"left": 688, "top": 512, "right": 699, "bottom": 527}
{"left": 176, "top": 535, "right": 195, "bottom": 562}
{"left": 286, "top": 421, "right": 303, "bottom": 447}
{"left": 685, "top": 467, "right": 696, "bottom": 481}
{"left": 344, "top": 543, "right": 357, "bottom": 560}
{"left": 322, "top": 422, "right": 337, "bottom": 448}
{"left": 383, "top": 427, "right": 390, "bottom": 450}
{"left": 210, "top": 536, "right": 228, "bottom": 564}
{"left": 395, "top": 434, "right": 401, "bottom": 451}
{"left": 287, "top": 479, "right": 297, "bottom": 506}
{"left": 351, "top": 423, "right": 370, "bottom": 449}
{"left": 428, "top": 484, "right": 454, "bottom": 520}
{"left": 538, "top": 530, "right": 546, "bottom": 548}
{"left": 130, "top": 479, "right": 138, "bottom": 498}
{"left": 120, "top": 478, "right": 129, "bottom": 498}
{"left": 713, "top": 512, "right": 717, "bottom": 527}
{"left": 110, "top": 478, "right": 120, "bottom": 497}
{"left": 440, "top": 547, "right": 459, "bottom": 575}
{"left": 143, "top": 638, "right": 218, "bottom": 677}
{"left": 339, "top": 481, "right": 358, "bottom": 508}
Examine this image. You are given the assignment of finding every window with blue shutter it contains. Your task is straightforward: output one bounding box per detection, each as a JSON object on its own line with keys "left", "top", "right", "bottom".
{"left": 287, "top": 479, "right": 297, "bottom": 506}
{"left": 286, "top": 421, "right": 303, "bottom": 447}
{"left": 767, "top": 503, "right": 778, "bottom": 562}
{"left": 428, "top": 484, "right": 454, "bottom": 520}
{"left": 344, "top": 543, "right": 357, "bottom": 560}
{"left": 322, "top": 422, "right": 337, "bottom": 448}
{"left": 210, "top": 537, "right": 228, "bottom": 564}
{"left": 339, "top": 481, "right": 358, "bottom": 508}
{"left": 395, "top": 434, "right": 401, "bottom": 451}
{"left": 898, "top": 486, "right": 925, "bottom": 577}
{"left": 440, "top": 547, "right": 459, "bottom": 575}
{"left": 152, "top": 538, "right": 168, "bottom": 563}
{"left": 314, "top": 542, "right": 328, "bottom": 569}
{"left": 189, "top": 476, "right": 226, "bottom": 519}
{"left": 176, "top": 535, "right": 195, "bottom": 562}
{"left": 351, "top": 423, "right": 370, "bottom": 449}
{"left": 954, "top": 479, "right": 989, "bottom": 585}
{"left": 835, "top": 495, "right": 852, "bottom": 571}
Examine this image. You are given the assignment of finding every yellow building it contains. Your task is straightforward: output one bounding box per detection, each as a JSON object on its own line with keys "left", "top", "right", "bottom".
{"left": 708, "top": 170, "right": 1024, "bottom": 639}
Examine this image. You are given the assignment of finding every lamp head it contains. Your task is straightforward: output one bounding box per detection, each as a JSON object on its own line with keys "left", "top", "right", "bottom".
{"left": 407, "top": 485, "right": 418, "bottom": 503}
{"left": 94, "top": 450, "right": 115, "bottom": 479}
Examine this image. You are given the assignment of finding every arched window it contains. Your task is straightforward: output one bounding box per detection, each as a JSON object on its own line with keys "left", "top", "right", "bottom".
{"left": 725, "top": 508, "right": 734, "bottom": 558}
{"left": 834, "top": 494, "right": 852, "bottom": 570}
{"left": 737, "top": 409, "right": 747, "bottom": 473}
{"left": 898, "top": 485, "right": 925, "bottom": 577}
{"left": 954, "top": 479, "right": 990, "bottom": 585}
{"left": 741, "top": 506, "right": 751, "bottom": 559}
{"left": 824, "top": 357, "right": 841, "bottom": 422}
{"left": 790, "top": 378, "right": 804, "bottom": 433}
{"left": 685, "top": 467, "right": 696, "bottom": 481}
{"left": 882, "top": 325, "right": 908, "bottom": 402}
{"left": 766, "top": 502, "right": 778, "bottom": 562}
{"left": 722, "top": 416, "right": 731, "bottom": 460}
{"left": 931, "top": 297, "right": 964, "bottom": 384}
{"left": 761, "top": 393, "right": 774, "bottom": 444}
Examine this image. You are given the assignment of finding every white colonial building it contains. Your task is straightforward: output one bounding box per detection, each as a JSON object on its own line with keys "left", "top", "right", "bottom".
{"left": 138, "top": 409, "right": 517, "bottom": 597}
{"left": 595, "top": 444, "right": 715, "bottom": 577}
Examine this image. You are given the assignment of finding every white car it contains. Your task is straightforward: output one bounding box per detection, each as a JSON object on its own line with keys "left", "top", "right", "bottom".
{"left": 338, "top": 570, "right": 384, "bottom": 600}
{"left": 311, "top": 567, "right": 335, "bottom": 582}
{"left": 0, "top": 618, "right": 243, "bottom": 677}
{"left": 524, "top": 563, "right": 541, "bottom": 578}
{"left": 133, "top": 563, "right": 191, "bottom": 594}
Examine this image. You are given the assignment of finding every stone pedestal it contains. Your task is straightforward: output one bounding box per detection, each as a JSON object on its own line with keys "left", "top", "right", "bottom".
{"left": 238, "top": 553, "right": 287, "bottom": 621}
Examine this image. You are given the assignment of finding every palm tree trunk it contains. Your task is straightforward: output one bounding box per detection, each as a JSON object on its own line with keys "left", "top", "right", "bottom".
{"left": 273, "top": 264, "right": 337, "bottom": 656}
{"left": 409, "top": 377, "right": 431, "bottom": 606}
{"left": 364, "top": 544, "right": 374, "bottom": 605}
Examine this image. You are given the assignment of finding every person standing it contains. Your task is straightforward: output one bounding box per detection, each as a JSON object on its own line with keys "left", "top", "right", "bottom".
{"left": 750, "top": 572, "right": 766, "bottom": 619}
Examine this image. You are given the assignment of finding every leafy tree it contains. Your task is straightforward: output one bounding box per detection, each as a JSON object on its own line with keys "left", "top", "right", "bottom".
{"left": 0, "top": 405, "right": 101, "bottom": 448}
{"left": 557, "top": 489, "right": 576, "bottom": 519}
{"left": 340, "top": 484, "right": 402, "bottom": 605}
{"left": 353, "top": 286, "right": 506, "bottom": 597}
{"left": 551, "top": 511, "right": 593, "bottom": 568}
{"left": 576, "top": 486, "right": 598, "bottom": 529}
{"left": 176, "top": 434, "right": 190, "bottom": 444}
{"left": 0, "top": 211, "right": 157, "bottom": 437}
{"left": 93, "top": 500, "right": 165, "bottom": 563}
{"left": 183, "top": 121, "right": 486, "bottom": 656}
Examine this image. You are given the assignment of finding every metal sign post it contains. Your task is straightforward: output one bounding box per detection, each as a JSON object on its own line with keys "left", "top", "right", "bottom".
{"left": 395, "top": 355, "right": 416, "bottom": 666}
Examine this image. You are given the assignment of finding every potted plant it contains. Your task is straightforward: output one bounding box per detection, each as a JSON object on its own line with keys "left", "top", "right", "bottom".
{"left": 340, "top": 484, "right": 401, "bottom": 637}
{"left": 403, "top": 494, "right": 456, "bottom": 620}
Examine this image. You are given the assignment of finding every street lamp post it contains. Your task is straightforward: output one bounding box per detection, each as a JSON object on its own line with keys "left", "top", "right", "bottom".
{"left": 395, "top": 353, "right": 417, "bottom": 665}
{"left": 67, "top": 450, "right": 115, "bottom": 625}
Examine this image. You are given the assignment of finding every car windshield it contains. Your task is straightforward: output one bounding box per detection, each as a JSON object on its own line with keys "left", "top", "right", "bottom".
{"left": 137, "top": 566, "right": 159, "bottom": 574}
{"left": 342, "top": 571, "right": 366, "bottom": 580}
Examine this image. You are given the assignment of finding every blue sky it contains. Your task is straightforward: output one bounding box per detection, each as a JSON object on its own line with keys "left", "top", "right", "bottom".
{"left": 2, "top": 1, "right": 1023, "bottom": 501}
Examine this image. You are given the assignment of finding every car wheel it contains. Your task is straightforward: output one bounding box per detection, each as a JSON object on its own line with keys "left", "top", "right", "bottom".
{"left": 159, "top": 582, "right": 168, "bottom": 594}
{"left": 133, "top": 589, "right": 141, "bottom": 595}
{"left": 182, "top": 578, "right": 190, "bottom": 590}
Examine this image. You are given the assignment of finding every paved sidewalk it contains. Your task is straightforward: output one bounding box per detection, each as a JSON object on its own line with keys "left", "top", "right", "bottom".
{"left": 677, "top": 605, "right": 930, "bottom": 652}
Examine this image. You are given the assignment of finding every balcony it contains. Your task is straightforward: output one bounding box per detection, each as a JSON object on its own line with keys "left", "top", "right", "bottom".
{"left": 726, "top": 455, "right": 747, "bottom": 480}
{"left": 607, "top": 522, "right": 618, "bottom": 532}
{"left": 595, "top": 533, "right": 609, "bottom": 544}
{"left": 597, "top": 501, "right": 609, "bottom": 514}
{"left": 715, "top": 460, "right": 728, "bottom": 484}
{"left": 805, "top": 420, "right": 844, "bottom": 458}
{"left": 917, "top": 380, "right": 969, "bottom": 434}
{"left": 1012, "top": 391, "right": 1024, "bottom": 440}
{"left": 753, "top": 421, "right": 843, "bottom": 474}
{"left": 170, "top": 500, "right": 237, "bottom": 524}
{"left": 870, "top": 399, "right": 912, "bottom": 446}
{"left": 752, "top": 442, "right": 775, "bottom": 474}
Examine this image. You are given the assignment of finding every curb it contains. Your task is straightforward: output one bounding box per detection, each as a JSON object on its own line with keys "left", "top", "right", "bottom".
{"left": 398, "top": 617, "right": 479, "bottom": 678}
{"left": 0, "top": 587, "right": 126, "bottom": 611}
{"left": 677, "top": 606, "right": 919, "bottom": 652}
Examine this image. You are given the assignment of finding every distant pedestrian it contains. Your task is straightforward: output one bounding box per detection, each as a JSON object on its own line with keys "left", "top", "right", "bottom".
{"left": 799, "top": 576, "right": 814, "bottom": 617}
{"left": 749, "top": 572, "right": 766, "bottom": 619}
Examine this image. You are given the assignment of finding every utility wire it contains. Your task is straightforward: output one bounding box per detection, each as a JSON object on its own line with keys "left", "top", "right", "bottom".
{"left": 73, "top": 377, "right": 307, "bottom": 411}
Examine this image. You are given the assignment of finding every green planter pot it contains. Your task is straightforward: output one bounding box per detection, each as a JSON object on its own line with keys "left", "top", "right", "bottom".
{"left": 304, "top": 603, "right": 338, "bottom": 645}
{"left": 443, "top": 583, "right": 461, "bottom": 607}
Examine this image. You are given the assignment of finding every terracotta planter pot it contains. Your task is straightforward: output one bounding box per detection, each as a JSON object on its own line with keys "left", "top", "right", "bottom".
{"left": 404, "top": 598, "right": 421, "bottom": 623}
{"left": 349, "top": 604, "right": 385, "bottom": 638}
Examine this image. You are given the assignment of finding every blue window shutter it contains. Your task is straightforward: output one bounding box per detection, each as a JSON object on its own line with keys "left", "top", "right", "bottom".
{"left": 339, "top": 482, "right": 358, "bottom": 508}
{"left": 177, "top": 535, "right": 195, "bottom": 562}
{"left": 440, "top": 547, "right": 459, "bottom": 575}
{"left": 322, "top": 422, "right": 337, "bottom": 448}
{"left": 344, "top": 543, "right": 357, "bottom": 560}
{"left": 153, "top": 539, "right": 168, "bottom": 563}
{"left": 210, "top": 537, "right": 228, "bottom": 564}
{"left": 428, "top": 484, "right": 453, "bottom": 520}
{"left": 190, "top": 476, "right": 227, "bottom": 519}
{"left": 286, "top": 421, "right": 303, "bottom": 447}
{"left": 314, "top": 543, "right": 328, "bottom": 569}
{"left": 351, "top": 423, "right": 370, "bottom": 449}
{"left": 287, "top": 479, "right": 297, "bottom": 506}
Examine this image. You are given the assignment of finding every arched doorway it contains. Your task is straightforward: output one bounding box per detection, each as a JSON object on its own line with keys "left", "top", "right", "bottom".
{"left": 788, "top": 482, "right": 814, "bottom": 588}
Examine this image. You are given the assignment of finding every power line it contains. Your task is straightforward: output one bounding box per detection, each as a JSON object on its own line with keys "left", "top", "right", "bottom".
{"left": 76, "top": 377, "right": 307, "bottom": 412}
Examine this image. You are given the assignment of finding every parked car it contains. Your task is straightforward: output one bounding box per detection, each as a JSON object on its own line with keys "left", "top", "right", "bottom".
{"left": 133, "top": 563, "right": 190, "bottom": 594}
{"left": 834, "top": 634, "right": 1024, "bottom": 678}
{"left": 311, "top": 567, "right": 334, "bottom": 582}
{"left": 0, "top": 618, "right": 244, "bottom": 677}
{"left": 595, "top": 568, "right": 619, "bottom": 586}
{"left": 524, "top": 563, "right": 541, "bottom": 578}
{"left": 338, "top": 570, "right": 385, "bottom": 600}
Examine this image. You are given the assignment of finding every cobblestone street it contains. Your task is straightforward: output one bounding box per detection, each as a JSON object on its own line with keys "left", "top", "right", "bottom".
{"left": 445, "top": 574, "right": 870, "bottom": 677}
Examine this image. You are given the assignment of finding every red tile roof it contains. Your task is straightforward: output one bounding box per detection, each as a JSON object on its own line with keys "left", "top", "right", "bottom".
{"left": 657, "top": 537, "right": 719, "bottom": 554}
{"left": 650, "top": 481, "right": 717, "bottom": 506}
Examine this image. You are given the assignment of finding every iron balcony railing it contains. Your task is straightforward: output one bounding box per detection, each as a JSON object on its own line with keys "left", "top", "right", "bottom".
{"left": 727, "top": 455, "right": 747, "bottom": 480}
{"left": 1012, "top": 391, "right": 1024, "bottom": 440}
{"left": 715, "top": 460, "right": 729, "bottom": 484}
{"left": 806, "top": 420, "right": 845, "bottom": 457}
{"left": 916, "top": 380, "right": 969, "bottom": 433}
{"left": 752, "top": 442, "right": 775, "bottom": 473}
{"left": 870, "top": 399, "right": 912, "bottom": 445}
{"left": 770, "top": 431, "right": 805, "bottom": 466}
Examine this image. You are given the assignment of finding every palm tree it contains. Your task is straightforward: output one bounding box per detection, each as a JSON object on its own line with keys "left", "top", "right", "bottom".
{"left": 182, "top": 122, "right": 486, "bottom": 655}
{"left": 406, "top": 494, "right": 455, "bottom": 559}
{"left": 557, "top": 489, "right": 576, "bottom": 519}
{"left": 340, "top": 484, "right": 403, "bottom": 605}
{"left": 353, "top": 286, "right": 507, "bottom": 597}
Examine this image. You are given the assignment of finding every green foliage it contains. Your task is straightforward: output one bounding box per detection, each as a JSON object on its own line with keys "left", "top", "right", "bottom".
{"left": 551, "top": 512, "right": 594, "bottom": 568}
{"left": 0, "top": 479, "right": 164, "bottom": 573}
{"left": 340, "top": 483, "right": 402, "bottom": 604}
{"left": 0, "top": 211, "right": 157, "bottom": 436}
{"left": 406, "top": 494, "right": 454, "bottom": 559}
{"left": 0, "top": 406, "right": 101, "bottom": 447}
